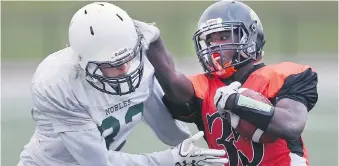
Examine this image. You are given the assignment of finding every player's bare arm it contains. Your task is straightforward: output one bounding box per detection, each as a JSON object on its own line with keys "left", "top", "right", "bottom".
{"left": 147, "top": 38, "right": 194, "bottom": 103}
{"left": 133, "top": 20, "right": 194, "bottom": 104}
{"left": 216, "top": 68, "right": 318, "bottom": 141}
{"left": 267, "top": 98, "right": 308, "bottom": 140}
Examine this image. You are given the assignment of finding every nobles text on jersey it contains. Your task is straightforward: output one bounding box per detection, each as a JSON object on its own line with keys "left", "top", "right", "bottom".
{"left": 105, "top": 99, "right": 132, "bottom": 115}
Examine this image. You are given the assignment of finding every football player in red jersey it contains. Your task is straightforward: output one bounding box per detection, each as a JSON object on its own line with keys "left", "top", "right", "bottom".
{"left": 135, "top": 0, "right": 318, "bottom": 165}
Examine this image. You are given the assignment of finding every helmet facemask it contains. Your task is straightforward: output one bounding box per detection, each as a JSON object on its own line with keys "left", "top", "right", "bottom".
{"left": 84, "top": 33, "right": 144, "bottom": 96}
{"left": 193, "top": 19, "right": 259, "bottom": 78}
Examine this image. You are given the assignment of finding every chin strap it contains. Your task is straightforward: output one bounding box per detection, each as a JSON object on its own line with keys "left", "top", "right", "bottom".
{"left": 211, "top": 53, "right": 237, "bottom": 79}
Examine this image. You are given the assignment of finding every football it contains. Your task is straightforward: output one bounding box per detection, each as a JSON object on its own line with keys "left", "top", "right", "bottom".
{"left": 225, "top": 88, "right": 279, "bottom": 143}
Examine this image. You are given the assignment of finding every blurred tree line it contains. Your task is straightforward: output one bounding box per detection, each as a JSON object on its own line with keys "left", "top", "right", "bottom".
{"left": 1, "top": 1, "right": 338, "bottom": 61}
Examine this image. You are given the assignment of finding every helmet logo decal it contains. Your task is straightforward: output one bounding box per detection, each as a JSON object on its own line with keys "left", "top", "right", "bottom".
{"left": 200, "top": 18, "right": 223, "bottom": 29}
{"left": 114, "top": 48, "right": 128, "bottom": 57}
{"left": 111, "top": 47, "right": 133, "bottom": 60}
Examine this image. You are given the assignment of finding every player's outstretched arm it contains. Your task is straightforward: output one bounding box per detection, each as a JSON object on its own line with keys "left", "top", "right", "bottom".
{"left": 148, "top": 38, "right": 194, "bottom": 103}
{"left": 61, "top": 130, "right": 228, "bottom": 166}
{"left": 59, "top": 128, "right": 171, "bottom": 166}
{"left": 134, "top": 20, "right": 194, "bottom": 104}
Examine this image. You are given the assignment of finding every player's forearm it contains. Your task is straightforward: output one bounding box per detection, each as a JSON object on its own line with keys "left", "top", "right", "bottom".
{"left": 108, "top": 149, "right": 175, "bottom": 166}
{"left": 227, "top": 95, "right": 305, "bottom": 140}
{"left": 60, "top": 129, "right": 175, "bottom": 166}
{"left": 267, "top": 99, "right": 307, "bottom": 140}
{"left": 266, "top": 107, "right": 304, "bottom": 140}
{"left": 147, "top": 38, "right": 194, "bottom": 103}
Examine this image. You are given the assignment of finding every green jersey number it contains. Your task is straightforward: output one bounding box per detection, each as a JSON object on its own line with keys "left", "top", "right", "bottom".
{"left": 98, "top": 103, "right": 144, "bottom": 149}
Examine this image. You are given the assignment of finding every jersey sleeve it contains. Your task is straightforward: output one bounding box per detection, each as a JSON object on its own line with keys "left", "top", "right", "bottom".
{"left": 143, "top": 78, "right": 191, "bottom": 146}
{"left": 60, "top": 128, "right": 175, "bottom": 166}
{"left": 31, "top": 80, "right": 97, "bottom": 132}
{"left": 274, "top": 67, "right": 318, "bottom": 111}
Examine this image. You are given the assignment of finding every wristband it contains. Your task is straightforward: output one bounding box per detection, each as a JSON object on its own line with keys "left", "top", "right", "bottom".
{"left": 232, "top": 94, "right": 275, "bottom": 131}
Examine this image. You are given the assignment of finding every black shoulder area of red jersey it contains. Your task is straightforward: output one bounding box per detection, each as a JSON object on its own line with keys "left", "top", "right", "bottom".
{"left": 274, "top": 68, "right": 318, "bottom": 111}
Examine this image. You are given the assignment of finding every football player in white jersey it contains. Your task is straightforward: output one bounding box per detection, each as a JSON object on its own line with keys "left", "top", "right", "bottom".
{"left": 17, "top": 2, "right": 228, "bottom": 166}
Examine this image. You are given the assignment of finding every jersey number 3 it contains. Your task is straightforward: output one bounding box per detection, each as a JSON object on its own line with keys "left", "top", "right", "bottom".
{"left": 98, "top": 103, "right": 144, "bottom": 149}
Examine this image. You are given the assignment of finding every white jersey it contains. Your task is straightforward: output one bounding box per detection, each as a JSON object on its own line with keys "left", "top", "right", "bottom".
{"left": 18, "top": 47, "right": 190, "bottom": 166}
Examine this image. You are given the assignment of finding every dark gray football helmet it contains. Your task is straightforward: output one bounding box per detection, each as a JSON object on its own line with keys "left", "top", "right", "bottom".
{"left": 193, "top": 0, "right": 266, "bottom": 75}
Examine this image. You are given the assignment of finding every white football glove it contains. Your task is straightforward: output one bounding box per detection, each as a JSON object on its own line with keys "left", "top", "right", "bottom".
{"left": 171, "top": 131, "right": 228, "bottom": 166}
{"left": 133, "top": 20, "right": 160, "bottom": 50}
{"left": 214, "top": 81, "right": 242, "bottom": 118}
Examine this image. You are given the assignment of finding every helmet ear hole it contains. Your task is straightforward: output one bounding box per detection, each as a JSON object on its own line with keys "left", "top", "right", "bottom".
{"left": 250, "top": 21, "right": 257, "bottom": 32}
{"left": 256, "top": 39, "right": 265, "bottom": 58}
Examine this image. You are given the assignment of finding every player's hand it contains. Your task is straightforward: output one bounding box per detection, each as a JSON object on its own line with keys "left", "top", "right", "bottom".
{"left": 133, "top": 20, "right": 160, "bottom": 50}
{"left": 214, "top": 81, "right": 241, "bottom": 118}
{"left": 171, "top": 131, "right": 228, "bottom": 166}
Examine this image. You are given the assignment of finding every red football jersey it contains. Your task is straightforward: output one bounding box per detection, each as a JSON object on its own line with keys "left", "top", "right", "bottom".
{"left": 179, "top": 62, "right": 317, "bottom": 166}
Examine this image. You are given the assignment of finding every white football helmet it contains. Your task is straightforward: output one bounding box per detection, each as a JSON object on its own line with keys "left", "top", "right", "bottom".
{"left": 69, "top": 2, "right": 144, "bottom": 95}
